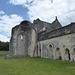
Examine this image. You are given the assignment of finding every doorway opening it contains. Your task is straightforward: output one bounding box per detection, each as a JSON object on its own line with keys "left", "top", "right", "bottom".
{"left": 65, "top": 48, "right": 70, "bottom": 60}
{"left": 39, "top": 49, "right": 41, "bottom": 57}
{"left": 56, "top": 48, "right": 61, "bottom": 60}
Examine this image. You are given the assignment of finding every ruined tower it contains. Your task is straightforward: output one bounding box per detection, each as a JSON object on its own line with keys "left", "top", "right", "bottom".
{"left": 9, "top": 21, "right": 37, "bottom": 58}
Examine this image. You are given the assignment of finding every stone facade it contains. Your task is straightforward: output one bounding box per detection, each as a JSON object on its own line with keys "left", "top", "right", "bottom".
{"left": 38, "top": 33, "right": 75, "bottom": 61}
{"left": 9, "top": 21, "right": 37, "bottom": 58}
{"left": 9, "top": 17, "right": 75, "bottom": 61}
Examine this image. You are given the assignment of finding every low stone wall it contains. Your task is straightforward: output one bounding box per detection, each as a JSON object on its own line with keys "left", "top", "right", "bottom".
{"left": 5, "top": 54, "right": 31, "bottom": 59}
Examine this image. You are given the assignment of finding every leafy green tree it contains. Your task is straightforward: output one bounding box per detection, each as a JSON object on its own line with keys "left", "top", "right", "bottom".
{"left": 0, "top": 41, "right": 9, "bottom": 51}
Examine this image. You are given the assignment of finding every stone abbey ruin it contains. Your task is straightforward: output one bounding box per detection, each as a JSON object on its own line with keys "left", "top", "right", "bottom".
{"left": 8, "top": 17, "right": 75, "bottom": 61}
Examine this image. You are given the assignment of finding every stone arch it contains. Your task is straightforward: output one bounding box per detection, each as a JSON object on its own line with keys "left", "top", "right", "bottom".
{"left": 64, "top": 48, "right": 70, "bottom": 61}
{"left": 48, "top": 43, "right": 54, "bottom": 47}
{"left": 47, "top": 43, "right": 54, "bottom": 58}
{"left": 49, "top": 44, "right": 52, "bottom": 49}
{"left": 55, "top": 47, "right": 61, "bottom": 60}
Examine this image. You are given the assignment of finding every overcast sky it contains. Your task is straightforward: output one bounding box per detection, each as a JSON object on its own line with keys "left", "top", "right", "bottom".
{"left": 0, "top": 0, "right": 75, "bottom": 42}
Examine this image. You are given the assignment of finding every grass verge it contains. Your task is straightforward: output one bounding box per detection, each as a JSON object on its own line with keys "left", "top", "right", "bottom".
{"left": 0, "top": 58, "right": 75, "bottom": 75}
{"left": 0, "top": 51, "right": 9, "bottom": 54}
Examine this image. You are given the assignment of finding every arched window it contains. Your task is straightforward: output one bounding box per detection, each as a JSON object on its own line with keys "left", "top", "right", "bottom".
{"left": 48, "top": 44, "right": 53, "bottom": 58}
{"left": 48, "top": 43, "right": 53, "bottom": 49}
{"left": 49, "top": 44, "right": 52, "bottom": 48}
{"left": 56, "top": 48, "right": 61, "bottom": 59}
{"left": 21, "top": 34, "right": 23, "bottom": 40}
{"left": 49, "top": 44, "right": 53, "bottom": 52}
{"left": 56, "top": 48, "right": 59, "bottom": 51}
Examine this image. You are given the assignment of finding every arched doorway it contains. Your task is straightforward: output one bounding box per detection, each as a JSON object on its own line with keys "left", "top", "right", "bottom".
{"left": 49, "top": 44, "right": 53, "bottom": 58}
{"left": 65, "top": 48, "right": 70, "bottom": 60}
{"left": 38, "top": 43, "right": 41, "bottom": 57}
{"left": 55, "top": 48, "right": 61, "bottom": 60}
{"left": 39, "top": 49, "right": 41, "bottom": 57}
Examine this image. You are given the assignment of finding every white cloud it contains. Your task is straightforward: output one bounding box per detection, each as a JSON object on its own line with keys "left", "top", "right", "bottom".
{"left": 0, "top": 10, "right": 5, "bottom": 14}
{"left": 0, "top": 11, "right": 23, "bottom": 42}
{"left": 0, "top": 34, "right": 9, "bottom": 42}
{"left": 9, "top": 0, "right": 75, "bottom": 26}
{"left": 9, "top": 0, "right": 27, "bottom": 5}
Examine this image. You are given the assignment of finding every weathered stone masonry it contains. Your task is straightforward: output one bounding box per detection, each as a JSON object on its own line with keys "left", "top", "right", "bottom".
{"left": 9, "top": 17, "right": 75, "bottom": 61}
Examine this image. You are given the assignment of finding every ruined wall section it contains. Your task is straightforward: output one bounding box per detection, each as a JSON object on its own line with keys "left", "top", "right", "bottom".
{"left": 38, "top": 23, "right": 75, "bottom": 41}
{"left": 38, "top": 33, "right": 75, "bottom": 61}
{"left": 33, "top": 18, "right": 51, "bottom": 32}
{"left": 9, "top": 21, "right": 37, "bottom": 57}
{"left": 9, "top": 25, "right": 19, "bottom": 55}
{"left": 33, "top": 18, "right": 62, "bottom": 33}
{"left": 28, "top": 29, "right": 37, "bottom": 57}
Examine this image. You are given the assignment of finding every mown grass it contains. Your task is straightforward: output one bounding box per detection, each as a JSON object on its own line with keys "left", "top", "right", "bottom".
{"left": 0, "top": 58, "right": 75, "bottom": 75}
{"left": 0, "top": 51, "right": 9, "bottom": 54}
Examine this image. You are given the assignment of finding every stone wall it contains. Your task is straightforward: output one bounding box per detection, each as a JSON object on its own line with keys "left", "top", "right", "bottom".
{"left": 38, "top": 33, "right": 75, "bottom": 61}
{"left": 38, "top": 23, "right": 75, "bottom": 41}
{"left": 9, "top": 21, "right": 37, "bottom": 58}
{"left": 33, "top": 18, "right": 62, "bottom": 33}
{"left": 9, "top": 19, "right": 75, "bottom": 61}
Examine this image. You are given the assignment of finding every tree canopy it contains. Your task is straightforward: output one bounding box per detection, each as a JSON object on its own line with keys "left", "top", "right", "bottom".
{"left": 0, "top": 41, "right": 9, "bottom": 51}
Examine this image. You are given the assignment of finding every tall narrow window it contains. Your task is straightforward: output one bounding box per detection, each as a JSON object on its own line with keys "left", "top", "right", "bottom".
{"left": 21, "top": 34, "right": 23, "bottom": 40}
{"left": 56, "top": 48, "right": 59, "bottom": 51}
{"left": 49, "top": 44, "right": 52, "bottom": 48}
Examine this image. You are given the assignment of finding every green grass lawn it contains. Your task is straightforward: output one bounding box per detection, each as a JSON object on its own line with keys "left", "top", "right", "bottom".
{"left": 0, "top": 58, "right": 75, "bottom": 75}
{"left": 0, "top": 51, "right": 9, "bottom": 54}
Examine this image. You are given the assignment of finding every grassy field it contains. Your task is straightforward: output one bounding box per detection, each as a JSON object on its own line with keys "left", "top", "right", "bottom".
{"left": 0, "top": 51, "right": 9, "bottom": 54}
{"left": 0, "top": 58, "right": 75, "bottom": 75}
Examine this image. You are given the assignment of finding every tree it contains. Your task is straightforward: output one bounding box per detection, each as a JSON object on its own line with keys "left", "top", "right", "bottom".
{"left": 0, "top": 41, "right": 9, "bottom": 51}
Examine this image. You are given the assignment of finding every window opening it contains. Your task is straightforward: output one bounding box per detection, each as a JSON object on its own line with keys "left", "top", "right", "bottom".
{"left": 21, "top": 34, "right": 23, "bottom": 40}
